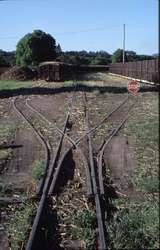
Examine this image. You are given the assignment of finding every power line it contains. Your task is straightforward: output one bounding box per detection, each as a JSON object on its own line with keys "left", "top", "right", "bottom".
{"left": 54, "top": 25, "right": 121, "bottom": 36}
{"left": 0, "top": 25, "right": 122, "bottom": 40}
{"left": 123, "top": 24, "right": 125, "bottom": 64}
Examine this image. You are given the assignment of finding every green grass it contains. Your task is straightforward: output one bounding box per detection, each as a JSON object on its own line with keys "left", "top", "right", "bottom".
{"left": 0, "top": 79, "right": 76, "bottom": 91}
{"left": 135, "top": 177, "right": 159, "bottom": 193}
{"left": 108, "top": 200, "right": 159, "bottom": 249}
{"left": 0, "top": 182, "right": 13, "bottom": 196}
{"left": 69, "top": 209, "right": 96, "bottom": 250}
{"left": 9, "top": 203, "right": 36, "bottom": 250}
{"left": 0, "top": 124, "right": 16, "bottom": 143}
{"left": 124, "top": 93, "right": 159, "bottom": 193}
{"left": 0, "top": 124, "right": 15, "bottom": 170}
{"left": 0, "top": 148, "right": 12, "bottom": 160}
{"left": 32, "top": 160, "right": 45, "bottom": 184}
{"left": 108, "top": 93, "right": 159, "bottom": 249}
{"left": 0, "top": 80, "right": 34, "bottom": 90}
{"left": 78, "top": 72, "right": 131, "bottom": 87}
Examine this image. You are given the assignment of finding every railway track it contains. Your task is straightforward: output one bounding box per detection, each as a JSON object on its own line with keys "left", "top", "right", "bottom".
{"left": 11, "top": 87, "right": 135, "bottom": 250}
{"left": 81, "top": 92, "right": 135, "bottom": 249}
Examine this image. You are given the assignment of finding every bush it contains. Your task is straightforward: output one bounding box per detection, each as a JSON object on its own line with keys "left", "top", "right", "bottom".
{"left": 16, "top": 30, "right": 57, "bottom": 66}
{"left": 32, "top": 160, "right": 44, "bottom": 183}
{"left": 70, "top": 209, "right": 96, "bottom": 249}
{"left": 9, "top": 203, "right": 36, "bottom": 250}
{"left": 108, "top": 201, "right": 159, "bottom": 249}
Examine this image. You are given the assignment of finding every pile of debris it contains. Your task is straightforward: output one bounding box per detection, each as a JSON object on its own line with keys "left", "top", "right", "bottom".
{"left": 0, "top": 66, "right": 37, "bottom": 81}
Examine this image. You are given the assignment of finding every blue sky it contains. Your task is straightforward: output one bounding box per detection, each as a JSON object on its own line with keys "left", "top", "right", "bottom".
{"left": 0, "top": 0, "right": 158, "bottom": 54}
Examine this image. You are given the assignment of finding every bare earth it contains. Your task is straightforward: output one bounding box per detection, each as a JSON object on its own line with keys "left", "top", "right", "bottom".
{"left": 0, "top": 74, "right": 158, "bottom": 249}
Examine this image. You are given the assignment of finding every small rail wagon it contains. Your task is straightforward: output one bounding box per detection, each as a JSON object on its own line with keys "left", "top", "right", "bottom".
{"left": 38, "top": 61, "right": 77, "bottom": 82}
{"left": 38, "top": 61, "right": 109, "bottom": 82}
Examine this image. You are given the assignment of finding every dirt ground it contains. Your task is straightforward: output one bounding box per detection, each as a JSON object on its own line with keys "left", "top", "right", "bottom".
{"left": 0, "top": 73, "right": 158, "bottom": 249}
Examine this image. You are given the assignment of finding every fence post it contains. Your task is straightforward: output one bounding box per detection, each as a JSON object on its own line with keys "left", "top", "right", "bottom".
{"left": 140, "top": 61, "right": 142, "bottom": 82}
{"left": 146, "top": 60, "right": 148, "bottom": 81}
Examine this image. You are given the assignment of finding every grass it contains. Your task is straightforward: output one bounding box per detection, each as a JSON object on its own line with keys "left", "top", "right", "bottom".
{"left": 32, "top": 160, "right": 45, "bottom": 184}
{"left": 108, "top": 200, "right": 159, "bottom": 249}
{"left": 0, "top": 80, "right": 34, "bottom": 90}
{"left": 135, "top": 177, "right": 159, "bottom": 193}
{"left": 0, "top": 73, "right": 131, "bottom": 92}
{"left": 124, "top": 93, "right": 159, "bottom": 193}
{"left": 108, "top": 92, "right": 159, "bottom": 249}
{"left": 0, "top": 148, "right": 12, "bottom": 160}
{"left": 0, "top": 182, "right": 13, "bottom": 196}
{"left": 69, "top": 209, "right": 96, "bottom": 250}
{"left": 9, "top": 202, "right": 36, "bottom": 250}
{"left": 78, "top": 72, "right": 130, "bottom": 87}
{"left": 0, "top": 124, "right": 16, "bottom": 143}
{"left": 0, "top": 124, "right": 16, "bottom": 172}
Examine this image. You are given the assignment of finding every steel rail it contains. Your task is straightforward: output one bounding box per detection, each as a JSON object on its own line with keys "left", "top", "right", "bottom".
{"left": 83, "top": 92, "right": 107, "bottom": 250}
{"left": 26, "top": 94, "right": 129, "bottom": 149}
{"left": 26, "top": 98, "right": 93, "bottom": 196}
{"left": 26, "top": 114, "right": 69, "bottom": 250}
{"left": 26, "top": 98, "right": 77, "bottom": 148}
{"left": 98, "top": 105, "right": 134, "bottom": 195}
{"left": 12, "top": 98, "right": 51, "bottom": 197}
{"left": 21, "top": 89, "right": 129, "bottom": 249}
{"left": 26, "top": 94, "right": 130, "bottom": 196}
{"left": 26, "top": 84, "right": 80, "bottom": 249}
{"left": 26, "top": 112, "right": 69, "bottom": 250}
{"left": 75, "top": 94, "right": 129, "bottom": 145}
{"left": 27, "top": 93, "right": 130, "bottom": 197}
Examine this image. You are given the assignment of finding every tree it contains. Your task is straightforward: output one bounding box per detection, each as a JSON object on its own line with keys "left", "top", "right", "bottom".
{"left": 0, "top": 53, "right": 8, "bottom": 67}
{"left": 112, "top": 49, "right": 123, "bottom": 63}
{"left": 16, "top": 30, "right": 57, "bottom": 66}
{"left": 56, "top": 43, "right": 62, "bottom": 55}
{"left": 126, "top": 51, "right": 137, "bottom": 61}
{"left": 137, "top": 54, "right": 154, "bottom": 60}
{"left": 0, "top": 50, "right": 15, "bottom": 66}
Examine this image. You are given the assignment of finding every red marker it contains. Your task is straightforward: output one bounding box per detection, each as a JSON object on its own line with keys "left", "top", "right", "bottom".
{"left": 128, "top": 81, "right": 140, "bottom": 94}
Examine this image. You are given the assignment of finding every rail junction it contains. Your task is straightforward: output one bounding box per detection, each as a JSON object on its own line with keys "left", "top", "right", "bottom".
{"left": 11, "top": 82, "right": 135, "bottom": 250}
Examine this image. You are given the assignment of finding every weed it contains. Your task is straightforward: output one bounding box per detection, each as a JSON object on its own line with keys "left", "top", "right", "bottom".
{"left": 123, "top": 93, "right": 159, "bottom": 193}
{"left": 0, "top": 80, "right": 34, "bottom": 90}
{"left": 0, "top": 182, "right": 13, "bottom": 196}
{"left": 134, "top": 176, "right": 159, "bottom": 193}
{"left": 9, "top": 203, "right": 36, "bottom": 250}
{"left": 108, "top": 200, "right": 159, "bottom": 249}
{"left": 0, "top": 149, "right": 12, "bottom": 159}
{"left": 32, "top": 160, "right": 45, "bottom": 183}
{"left": 69, "top": 209, "right": 96, "bottom": 250}
{"left": 0, "top": 124, "right": 16, "bottom": 143}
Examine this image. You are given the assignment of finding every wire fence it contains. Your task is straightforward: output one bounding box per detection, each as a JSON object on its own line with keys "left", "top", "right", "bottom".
{"left": 109, "top": 59, "right": 159, "bottom": 83}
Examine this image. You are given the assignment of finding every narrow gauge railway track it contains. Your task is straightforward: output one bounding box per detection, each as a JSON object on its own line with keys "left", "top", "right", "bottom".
{"left": 25, "top": 94, "right": 130, "bottom": 197}
{"left": 11, "top": 90, "right": 80, "bottom": 250}
{"left": 12, "top": 97, "right": 51, "bottom": 195}
{"left": 80, "top": 91, "right": 135, "bottom": 249}
{"left": 83, "top": 92, "right": 107, "bottom": 249}
{"left": 11, "top": 88, "right": 135, "bottom": 250}
{"left": 26, "top": 92, "right": 132, "bottom": 250}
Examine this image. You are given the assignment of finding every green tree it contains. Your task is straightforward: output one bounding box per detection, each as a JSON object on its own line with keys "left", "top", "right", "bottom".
{"left": 112, "top": 49, "right": 124, "bottom": 63}
{"left": 0, "top": 54, "right": 8, "bottom": 67}
{"left": 56, "top": 43, "right": 62, "bottom": 55}
{"left": 16, "top": 30, "right": 57, "bottom": 66}
{"left": 137, "top": 54, "right": 154, "bottom": 60}
{"left": 126, "top": 51, "right": 137, "bottom": 61}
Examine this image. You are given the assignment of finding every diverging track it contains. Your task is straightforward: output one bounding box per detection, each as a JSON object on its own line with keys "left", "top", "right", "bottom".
{"left": 12, "top": 87, "right": 135, "bottom": 250}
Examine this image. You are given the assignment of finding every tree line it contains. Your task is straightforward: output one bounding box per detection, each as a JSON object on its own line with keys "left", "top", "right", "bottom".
{"left": 0, "top": 30, "right": 157, "bottom": 67}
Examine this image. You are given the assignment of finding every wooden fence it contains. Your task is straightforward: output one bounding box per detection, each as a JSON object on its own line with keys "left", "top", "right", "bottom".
{"left": 109, "top": 59, "right": 159, "bottom": 83}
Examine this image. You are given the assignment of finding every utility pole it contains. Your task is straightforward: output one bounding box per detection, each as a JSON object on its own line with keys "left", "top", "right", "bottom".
{"left": 158, "top": 0, "right": 160, "bottom": 59}
{"left": 123, "top": 24, "right": 125, "bottom": 63}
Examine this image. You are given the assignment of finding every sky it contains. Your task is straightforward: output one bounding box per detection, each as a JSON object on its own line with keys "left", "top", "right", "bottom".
{"left": 0, "top": 0, "right": 158, "bottom": 55}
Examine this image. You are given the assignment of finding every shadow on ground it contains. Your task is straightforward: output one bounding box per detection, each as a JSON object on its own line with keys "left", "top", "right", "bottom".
{"left": 31, "top": 200, "right": 63, "bottom": 250}
{"left": 0, "top": 84, "right": 159, "bottom": 98}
